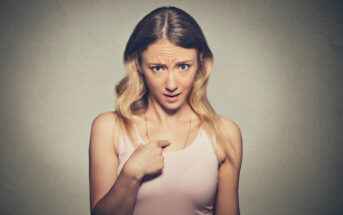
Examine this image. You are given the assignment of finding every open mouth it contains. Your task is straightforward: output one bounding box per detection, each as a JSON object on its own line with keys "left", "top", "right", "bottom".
{"left": 164, "top": 93, "right": 181, "bottom": 102}
{"left": 164, "top": 93, "right": 181, "bottom": 97}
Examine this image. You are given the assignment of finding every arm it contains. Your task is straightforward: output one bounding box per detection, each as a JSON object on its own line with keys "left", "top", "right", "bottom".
{"left": 214, "top": 117, "right": 243, "bottom": 215}
{"left": 89, "top": 112, "right": 142, "bottom": 215}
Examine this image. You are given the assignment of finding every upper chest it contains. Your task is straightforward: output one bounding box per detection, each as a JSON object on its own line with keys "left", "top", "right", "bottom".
{"left": 114, "top": 123, "right": 226, "bottom": 168}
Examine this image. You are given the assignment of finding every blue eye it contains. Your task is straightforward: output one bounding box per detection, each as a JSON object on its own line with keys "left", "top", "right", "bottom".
{"left": 179, "top": 64, "right": 190, "bottom": 71}
{"left": 151, "top": 66, "right": 163, "bottom": 72}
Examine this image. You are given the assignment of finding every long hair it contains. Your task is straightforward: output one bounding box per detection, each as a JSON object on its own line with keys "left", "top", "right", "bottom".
{"left": 115, "top": 6, "right": 229, "bottom": 148}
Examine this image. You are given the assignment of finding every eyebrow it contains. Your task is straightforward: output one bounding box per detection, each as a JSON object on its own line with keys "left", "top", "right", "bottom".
{"left": 147, "top": 60, "right": 193, "bottom": 66}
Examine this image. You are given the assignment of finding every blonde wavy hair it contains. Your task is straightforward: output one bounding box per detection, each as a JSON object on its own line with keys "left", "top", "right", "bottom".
{"left": 114, "top": 6, "right": 229, "bottom": 150}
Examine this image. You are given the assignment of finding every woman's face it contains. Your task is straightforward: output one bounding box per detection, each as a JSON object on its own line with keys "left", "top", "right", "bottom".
{"left": 137, "top": 39, "right": 199, "bottom": 111}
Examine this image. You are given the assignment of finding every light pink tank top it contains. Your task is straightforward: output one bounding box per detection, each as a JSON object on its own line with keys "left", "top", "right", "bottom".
{"left": 117, "top": 125, "right": 219, "bottom": 215}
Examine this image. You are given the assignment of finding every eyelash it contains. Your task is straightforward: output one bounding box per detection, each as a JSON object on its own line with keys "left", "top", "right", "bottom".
{"left": 150, "top": 64, "right": 191, "bottom": 72}
{"left": 151, "top": 66, "right": 164, "bottom": 72}
{"left": 179, "top": 64, "right": 190, "bottom": 71}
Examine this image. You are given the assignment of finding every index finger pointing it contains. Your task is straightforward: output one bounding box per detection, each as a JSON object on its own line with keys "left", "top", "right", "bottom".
{"left": 157, "top": 140, "right": 171, "bottom": 148}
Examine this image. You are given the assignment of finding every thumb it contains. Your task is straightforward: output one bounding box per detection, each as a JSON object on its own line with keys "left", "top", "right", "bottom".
{"left": 136, "top": 143, "right": 144, "bottom": 148}
{"left": 157, "top": 140, "right": 171, "bottom": 148}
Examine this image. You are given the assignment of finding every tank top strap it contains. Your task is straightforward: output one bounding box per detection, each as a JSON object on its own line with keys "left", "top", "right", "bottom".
{"left": 117, "top": 127, "right": 137, "bottom": 158}
{"left": 116, "top": 128, "right": 136, "bottom": 176}
{"left": 198, "top": 127, "right": 218, "bottom": 162}
{"left": 132, "top": 123, "right": 146, "bottom": 144}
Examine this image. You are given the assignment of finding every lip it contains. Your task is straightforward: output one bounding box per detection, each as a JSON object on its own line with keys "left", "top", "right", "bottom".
{"left": 164, "top": 93, "right": 181, "bottom": 97}
{"left": 164, "top": 93, "right": 181, "bottom": 103}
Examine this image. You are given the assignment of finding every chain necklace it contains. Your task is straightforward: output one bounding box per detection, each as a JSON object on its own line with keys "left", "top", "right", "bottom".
{"left": 144, "top": 108, "right": 192, "bottom": 149}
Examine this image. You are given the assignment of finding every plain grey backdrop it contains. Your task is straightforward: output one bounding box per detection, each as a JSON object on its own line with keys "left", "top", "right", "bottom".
{"left": 0, "top": 0, "right": 342, "bottom": 214}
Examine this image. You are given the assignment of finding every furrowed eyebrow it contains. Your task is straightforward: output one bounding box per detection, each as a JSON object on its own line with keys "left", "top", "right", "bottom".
{"left": 147, "top": 60, "right": 193, "bottom": 66}
{"left": 176, "top": 60, "right": 193, "bottom": 64}
{"left": 147, "top": 63, "right": 165, "bottom": 66}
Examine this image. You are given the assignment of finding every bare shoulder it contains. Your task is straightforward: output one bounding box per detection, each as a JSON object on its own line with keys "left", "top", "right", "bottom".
{"left": 217, "top": 115, "right": 242, "bottom": 141}
{"left": 216, "top": 114, "right": 243, "bottom": 167}
{"left": 92, "top": 111, "right": 118, "bottom": 128}
{"left": 91, "top": 111, "right": 121, "bottom": 155}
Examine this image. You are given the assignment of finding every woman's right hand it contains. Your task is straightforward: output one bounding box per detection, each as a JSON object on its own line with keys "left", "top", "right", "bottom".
{"left": 122, "top": 140, "right": 170, "bottom": 180}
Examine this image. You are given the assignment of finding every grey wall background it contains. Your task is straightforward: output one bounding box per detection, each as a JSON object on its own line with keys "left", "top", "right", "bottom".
{"left": 0, "top": 0, "right": 342, "bottom": 214}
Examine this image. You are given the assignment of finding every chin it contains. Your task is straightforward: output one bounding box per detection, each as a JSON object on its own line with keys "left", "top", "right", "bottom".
{"left": 163, "top": 101, "right": 188, "bottom": 112}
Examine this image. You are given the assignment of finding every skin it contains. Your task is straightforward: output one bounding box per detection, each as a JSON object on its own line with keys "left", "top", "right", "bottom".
{"left": 89, "top": 39, "right": 243, "bottom": 215}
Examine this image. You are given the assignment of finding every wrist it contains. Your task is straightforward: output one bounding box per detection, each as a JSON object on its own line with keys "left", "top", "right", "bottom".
{"left": 122, "top": 162, "right": 144, "bottom": 182}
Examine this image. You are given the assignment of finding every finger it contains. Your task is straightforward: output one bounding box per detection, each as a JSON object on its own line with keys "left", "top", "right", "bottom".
{"left": 135, "top": 143, "right": 144, "bottom": 149}
{"left": 157, "top": 140, "right": 171, "bottom": 148}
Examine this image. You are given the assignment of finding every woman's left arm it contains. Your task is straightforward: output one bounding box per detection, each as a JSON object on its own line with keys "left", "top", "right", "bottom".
{"left": 214, "top": 117, "right": 243, "bottom": 215}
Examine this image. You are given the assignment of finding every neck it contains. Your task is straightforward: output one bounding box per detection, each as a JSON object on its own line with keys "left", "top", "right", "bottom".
{"left": 146, "top": 94, "right": 191, "bottom": 126}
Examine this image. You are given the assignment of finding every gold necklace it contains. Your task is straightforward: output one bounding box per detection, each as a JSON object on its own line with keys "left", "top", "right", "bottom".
{"left": 144, "top": 108, "right": 192, "bottom": 149}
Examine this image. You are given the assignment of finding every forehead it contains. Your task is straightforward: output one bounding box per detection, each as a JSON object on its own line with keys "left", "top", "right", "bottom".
{"left": 141, "top": 39, "right": 197, "bottom": 64}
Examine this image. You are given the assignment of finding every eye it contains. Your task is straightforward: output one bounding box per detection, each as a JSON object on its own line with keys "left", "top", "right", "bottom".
{"left": 179, "top": 64, "right": 190, "bottom": 71}
{"left": 151, "top": 66, "right": 164, "bottom": 72}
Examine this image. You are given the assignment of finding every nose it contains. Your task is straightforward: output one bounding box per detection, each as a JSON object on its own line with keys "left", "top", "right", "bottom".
{"left": 165, "top": 70, "right": 178, "bottom": 92}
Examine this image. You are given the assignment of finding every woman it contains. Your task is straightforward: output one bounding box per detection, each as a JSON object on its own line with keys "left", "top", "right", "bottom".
{"left": 89, "top": 6, "right": 243, "bottom": 215}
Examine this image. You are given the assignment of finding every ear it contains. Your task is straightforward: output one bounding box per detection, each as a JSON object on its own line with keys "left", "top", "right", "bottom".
{"left": 135, "top": 58, "right": 143, "bottom": 74}
{"left": 199, "top": 52, "right": 203, "bottom": 62}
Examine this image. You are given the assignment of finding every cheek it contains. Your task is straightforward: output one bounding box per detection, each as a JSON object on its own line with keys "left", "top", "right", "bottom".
{"left": 179, "top": 77, "right": 196, "bottom": 93}
{"left": 187, "top": 79, "right": 196, "bottom": 89}
{"left": 181, "top": 71, "right": 197, "bottom": 88}
{"left": 143, "top": 74, "right": 163, "bottom": 91}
